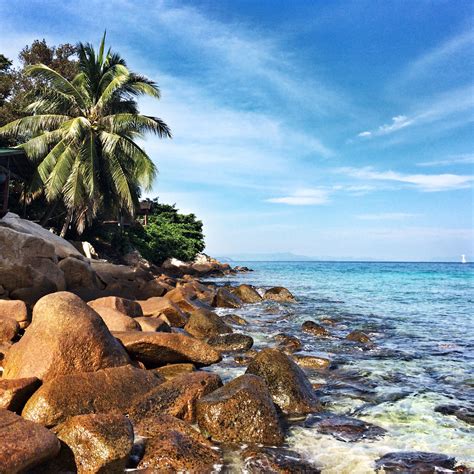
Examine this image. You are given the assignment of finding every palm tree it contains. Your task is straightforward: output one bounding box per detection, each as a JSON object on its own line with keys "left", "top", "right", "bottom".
{"left": 0, "top": 33, "right": 171, "bottom": 237}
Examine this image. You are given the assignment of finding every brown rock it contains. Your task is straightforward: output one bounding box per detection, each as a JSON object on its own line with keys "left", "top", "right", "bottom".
{"left": 0, "top": 315, "right": 20, "bottom": 342}
{"left": 178, "top": 280, "right": 216, "bottom": 305}
{"left": 184, "top": 308, "right": 233, "bottom": 338}
{"left": 207, "top": 333, "right": 254, "bottom": 352}
{"left": 58, "top": 256, "right": 102, "bottom": 291}
{"left": 53, "top": 413, "right": 134, "bottom": 473}
{"left": 213, "top": 287, "right": 242, "bottom": 308}
{"left": 0, "top": 299, "right": 29, "bottom": 328}
{"left": 346, "top": 330, "right": 372, "bottom": 344}
{"left": 0, "top": 408, "right": 60, "bottom": 472}
{"left": 0, "top": 377, "right": 41, "bottom": 413}
{"left": 246, "top": 348, "right": 320, "bottom": 415}
{"left": 92, "top": 306, "right": 142, "bottom": 332}
{"left": 88, "top": 295, "right": 143, "bottom": 317}
{"left": 165, "top": 286, "right": 210, "bottom": 313}
{"left": 222, "top": 313, "right": 248, "bottom": 326}
{"left": 302, "top": 321, "right": 331, "bottom": 337}
{"left": 292, "top": 355, "right": 331, "bottom": 370}
{"left": 153, "top": 363, "right": 196, "bottom": 380}
{"left": 135, "top": 316, "right": 171, "bottom": 332}
{"left": 138, "top": 297, "right": 189, "bottom": 327}
{"left": 136, "top": 414, "right": 221, "bottom": 473}
{"left": 374, "top": 451, "right": 456, "bottom": 473}
{"left": 196, "top": 374, "right": 284, "bottom": 445}
{"left": 229, "top": 284, "right": 263, "bottom": 303}
{"left": 130, "top": 371, "right": 223, "bottom": 424}
{"left": 3, "top": 292, "right": 131, "bottom": 381}
{"left": 113, "top": 331, "right": 222, "bottom": 366}
{"left": 22, "top": 365, "right": 162, "bottom": 426}
{"left": 263, "top": 287, "right": 296, "bottom": 302}
{"left": 274, "top": 333, "right": 302, "bottom": 353}
{"left": 0, "top": 341, "right": 11, "bottom": 363}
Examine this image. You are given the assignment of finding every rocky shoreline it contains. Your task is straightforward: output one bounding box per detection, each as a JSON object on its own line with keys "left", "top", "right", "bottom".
{"left": 0, "top": 215, "right": 471, "bottom": 473}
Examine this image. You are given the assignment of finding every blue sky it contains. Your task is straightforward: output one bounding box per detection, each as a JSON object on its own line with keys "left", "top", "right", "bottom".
{"left": 1, "top": 0, "right": 473, "bottom": 260}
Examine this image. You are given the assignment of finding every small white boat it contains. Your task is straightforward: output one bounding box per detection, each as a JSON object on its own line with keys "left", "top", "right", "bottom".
{"left": 461, "top": 254, "right": 467, "bottom": 264}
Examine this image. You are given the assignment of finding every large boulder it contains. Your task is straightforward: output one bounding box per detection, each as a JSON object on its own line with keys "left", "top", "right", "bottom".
{"left": 3, "top": 292, "right": 131, "bottom": 381}
{"left": 263, "top": 286, "right": 296, "bottom": 302}
{"left": 88, "top": 296, "right": 143, "bottom": 317}
{"left": 135, "top": 316, "right": 171, "bottom": 332}
{"left": 52, "top": 414, "right": 134, "bottom": 473}
{"left": 0, "top": 299, "right": 29, "bottom": 328}
{"left": 374, "top": 451, "right": 457, "bottom": 473}
{"left": 184, "top": 308, "right": 233, "bottom": 338}
{"left": 22, "top": 365, "right": 162, "bottom": 426}
{"left": 242, "top": 447, "right": 320, "bottom": 473}
{"left": 165, "top": 286, "right": 210, "bottom": 313}
{"left": 130, "top": 371, "right": 222, "bottom": 424}
{"left": 113, "top": 331, "right": 222, "bottom": 367}
{"left": 0, "top": 315, "right": 19, "bottom": 342}
{"left": 302, "top": 320, "right": 331, "bottom": 337}
{"left": 207, "top": 333, "right": 254, "bottom": 352}
{"left": 0, "top": 408, "right": 60, "bottom": 472}
{"left": 0, "top": 377, "right": 41, "bottom": 413}
{"left": 246, "top": 348, "right": 320, "bottom": 415}
{"left": 138, "top": 297, "right": 189, "bottom": 327}
{"left": 92, "top": 307, "right": 142, "bottom": 332}
{"left": 136, "top": 414, "right": 221, "bottom": 472}
{"left": 213, "top": 287, "right": 242, "bottom": 308}
{"left": 58, "top": 256, "right": 103, "bottom": 291}
{"left": 153, "top": 363, "right": 196, "bottom": 380}
{"left": 196, "top": 374, "right": 284, "bottom": 445}
{"left": 229, "top": 284, "right": 262, "bottom": 303}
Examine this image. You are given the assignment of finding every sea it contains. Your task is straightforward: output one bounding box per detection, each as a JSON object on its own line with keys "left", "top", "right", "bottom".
{"left": 208, "top": 261, "right": 474, "bottom": 473}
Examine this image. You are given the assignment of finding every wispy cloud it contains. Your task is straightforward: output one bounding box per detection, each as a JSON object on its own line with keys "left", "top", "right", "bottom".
{"left": 356, "top": 212, "right": 418, "bottom": 221}
{"left": 266, "top": 189, "right": 330, "bottom": 205}
{"left": 337, "top": 166, "right": 473, "bottom": 192}
{"left": 417, "top": 154, "right": 474, "bottom": 167}
{"left": 358, "top": 115, "right": 414, "bottom": 138}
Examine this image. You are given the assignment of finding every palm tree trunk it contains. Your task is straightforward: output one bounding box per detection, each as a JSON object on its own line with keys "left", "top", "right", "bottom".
{"left": 60, "top": 208, "right": 73, "bottom": 238}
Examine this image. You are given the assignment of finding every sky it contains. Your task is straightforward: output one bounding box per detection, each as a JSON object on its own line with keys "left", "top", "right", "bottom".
{"left": 1, "top": 0, "right": 473, "bottom": 260}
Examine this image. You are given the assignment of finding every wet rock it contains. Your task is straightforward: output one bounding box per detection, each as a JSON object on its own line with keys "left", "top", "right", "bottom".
{"left": 0, "top": 299, "right": 29, "bottom": 328}
{"left": 234, "top": 355, "right": 254, "bottom": 365}
{"left": 165, "top": 286, "right": 210, "bottom": 313}
{"left": 184, "top": 308, "right": 233, "bottom": 338}
{"left": 263, "top": 287, "right": 296, "bottom": 303}
{"left": 222, "top": 313, "right": 248, "bottom": 326}
{"left": 22, "top": 365, "right": 161, "bottom": 426}
{"left": 196, "top": 374, "right": 284, "bottom": 445}
{"left": 435, "top": 404, "right": 474, "bottom": 425}
{"left": 207, "top": 333, "right": 254, "bottom": 352}
{"left": 246, "top": 348, "right": 320, "bottom": 415}
{"left": 0, "top": 315, "right": 20, "bottom": 342}
{"left": 138, "top": 296, "right": 189, "bottom": 327}
{"left": 130, "top": 371, "right": 223, "bottom": 424}
{"left": 242, "top": 446, "right": 321, "bottom": 473}
{"left": 229, "top": 284, "right": 263, "bottom": 303}
{"left": 135, "top": 316, "right": 171, "bottom": 332}
{"left": 3, "top": 292, "right": 131, "bottom": 381}
{"left": 346, "top": 330, "right": 372, "bottom": 344}
{"left": 213, "top": 287, "right": 243, "bottom": 308}
{"left": 153, "top": 363, "right": 196, "bottom": 380}
{"left": 292, "top": 355, "right": 331, "bottom": 370}
{"left": 93, "top": 306, "right": 142, "bottom": 332}
{"left": 88, "top": 295, "right": 143, "bottom": 317}
{"left": 320, "top": 317, "right": 338, "bottom": 325}
{"left": 113, "top": 331, "right": 222, "bottom": 366}
{"left": 136, "top": 414, "right": 221, "bottom": 473}
{"left": 302, "top": 321, "right": 330, "bottom": 337}
{"left": 274, "top": 333, "right": 302, "bottom": 353}
{"left": 305, "top": 413, "right": 386, "bottom": 442}
{"left": 374, "top": 451, "right": 457, "bottom": 473}
{"left": 0, "top": 377, "right": 41, "bottom": 412}
{"left": 0, "top": 408, "right": 60, "bottom": 472}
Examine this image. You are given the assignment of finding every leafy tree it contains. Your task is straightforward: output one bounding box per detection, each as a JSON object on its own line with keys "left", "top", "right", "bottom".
{"left": 0, "top": 34, "right": 171, "bottom": 236}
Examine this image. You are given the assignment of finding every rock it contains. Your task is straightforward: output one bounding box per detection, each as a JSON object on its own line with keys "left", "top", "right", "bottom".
{"left": 346, "top": 330, "right": 372, "bottom": 344}
{"left": 138, "top": 297, "right": 189, "bottom": 327}
{"left": 0, "top": 341, "right": 11, "bottom": 363}
{"left": 242, "top": 446, "right": 320, "bottom": 473}
{"left": 246, "top": 348, "right": 320, "bottom": 415}
{"left": 184, "top": 308, "right": 233, "bottom": 338}
{"left": 0, "top": 315, "right": 20, "bottom": 342}
{"left": 0, "top": 299, "right": 29, "bottom": 328}
{"left": 22, "top": 365, "right": 161, "bottom": 427}
{"left": 58, "top": 256, "right": 102, "bottom": 291}
{"left": 196, "top": 374, "right": 284, "bottom": 445}
{"left": 135, "top": 316, "right": 171, "bottom": 332}
{"left": 165, "top": 286, "right": 210, "bottom": 313}
{"left": 222, "top": 314, "right": 248, "bottom": 326}
{"left": 113, "top": 331, "right": 222, "bottom": 367}
{"left": 3, "top": 292, "right": 131, "bottom": 381}
{"left": 153, "top": 363, "right": 196, "bottom": 380}
{"left": 274, "top": 333, "right": 302, "bottom": 353}
{"left": 130, "top": 371, "right": 223, "bottom": 424}
{"left": 0, "top": 408, "right": 60, "bottom": 472}
{"left": 374, "top": 451, "right": 457, "bottom": 473}
{"left": 207, "top": 333, "right": 254, "bottom": 352}
{"left": 178, "top": 280, "right": 216, "bottom": 305}
{"left": 52, "top": 413, "right": 134, "bottom": 473}
{"left": 302, "top": 321, "right": 330, "bottom": 337}
{"left": 435, "top": 404, "right": 474, "bottom": 425}
{"left": 88, "top": 295, "right": 143, "bottom": 317}
{"left": 229, "top": 284, "right": 262, "bottom": 303}
{"left": 292, "top": 355, "right": 331, "bottom": 370}
{"left": 136, "top": 414, "right": 221, "bottom": 472}
{"left": 234, "top": 355, "right": 254, "bottom": 365}
{"left": 139, "top": 278, "right": 170, "bottom": 299}
{"left": 213, "top": 287, "right": 242, "bottom": 308}
{"left": 263, "top": 286, "right": 296, "bottom": 302}
{"left": 92, "top": 307, "right": 142, "bottom": 332}
{"left": 305, "top": 413, "right": 386, "bottom": 442}
{"left": 0, "top": 377, "right": 41, "bottom": 412}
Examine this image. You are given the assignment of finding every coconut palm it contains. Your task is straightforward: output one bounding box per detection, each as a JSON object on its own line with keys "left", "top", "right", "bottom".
{"left": 0, "top": 34, "right": 171, "bottom": 236}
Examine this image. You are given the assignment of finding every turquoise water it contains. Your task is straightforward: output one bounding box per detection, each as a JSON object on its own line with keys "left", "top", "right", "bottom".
{"left": 210, "top": 262, "right": 474, "bottom": 473}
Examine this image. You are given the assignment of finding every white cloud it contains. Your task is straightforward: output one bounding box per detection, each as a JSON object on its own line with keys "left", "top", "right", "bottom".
{"left": 356, "top": 212, "right": 418, "bottom": 221}
{"left": 358, "top": 131, "right": 372, "bottom": 138}
{"left": 337, "top": 166, "right": 473, "bottom": 192}
{"left": 266, "top": 189, "right": 330, "bottom": 205}
{"left": 417, "top": 154, "right": 474, "bottom": 167}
